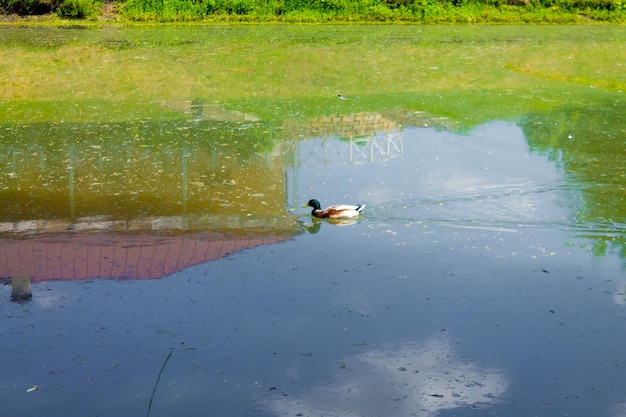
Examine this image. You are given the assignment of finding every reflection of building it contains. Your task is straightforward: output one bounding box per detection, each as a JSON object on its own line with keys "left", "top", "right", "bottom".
{"left": 0, "top": 119, "right": 299, "bottom": 283}
{"left": 303, "top": 133, "right": 403, "bottom": 165}
{"left": 0, "top": 228, "right": 289, "bottom": 282}
{"left": 283, "top": 110, "right": 456, "bottom": 166}
{"left": 0, "top": 109, "right": 454, "bottom": 283}
{"left": 284, "top": 112, "right": 404, "bottom": 165}
{"left": 296, "top": 112, "right": 399, "bottom": 139}
{"left": 0, "top": 119, "right": 290, "bottom": 222}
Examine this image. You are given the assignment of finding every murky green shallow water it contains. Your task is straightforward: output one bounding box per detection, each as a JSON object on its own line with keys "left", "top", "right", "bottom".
{"left": 1, "top": 24, "right": 625, "bottom": 417}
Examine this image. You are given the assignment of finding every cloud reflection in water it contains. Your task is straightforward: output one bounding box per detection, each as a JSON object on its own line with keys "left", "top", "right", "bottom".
{"left": 265, "top": 336, "right": 508, "bottom": 417}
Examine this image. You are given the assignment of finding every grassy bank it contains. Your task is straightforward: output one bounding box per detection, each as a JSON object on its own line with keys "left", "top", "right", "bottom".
{"left": 1, "top": 0, "right": 625, "bottom": 22}
{"left": 1, "top": 24, "right": 623, "bottom": 125}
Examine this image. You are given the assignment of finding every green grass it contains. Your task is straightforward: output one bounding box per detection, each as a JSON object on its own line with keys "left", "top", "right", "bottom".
{"left": 0, "top": 24, "right": 623, "bottom": 127}
{"left": 1, "top": 0, "right": 626, "bottom": 22}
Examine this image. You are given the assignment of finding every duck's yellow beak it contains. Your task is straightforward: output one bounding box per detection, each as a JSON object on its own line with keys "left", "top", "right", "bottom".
{"left": 301, "top": 202, "right": 309, "bottom": 208}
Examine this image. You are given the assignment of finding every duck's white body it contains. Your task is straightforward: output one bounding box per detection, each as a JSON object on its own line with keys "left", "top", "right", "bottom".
{"left": 305, "top": 199, "right": 365, "bottom": 219}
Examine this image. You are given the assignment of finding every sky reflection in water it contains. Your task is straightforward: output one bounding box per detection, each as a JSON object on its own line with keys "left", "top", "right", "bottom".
{"left": 294, "top": 121, "right": 577, "bottom": 229}
{"left": 2, "top": 120, "right": 626, "bottom": 417}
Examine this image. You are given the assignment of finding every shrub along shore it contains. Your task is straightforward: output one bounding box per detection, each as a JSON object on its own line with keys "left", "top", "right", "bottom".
{"left": 0, "top": 0, "right": 625, "bottom": 22}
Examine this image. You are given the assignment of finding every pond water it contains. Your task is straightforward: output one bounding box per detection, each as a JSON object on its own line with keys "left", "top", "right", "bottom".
{"left": 1, "top": 24, "right": 625, "bottom": 417}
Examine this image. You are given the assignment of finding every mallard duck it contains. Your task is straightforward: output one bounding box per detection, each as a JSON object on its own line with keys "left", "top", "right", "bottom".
{"left": 303, "top": 199, "right": 365, "bottom": 219}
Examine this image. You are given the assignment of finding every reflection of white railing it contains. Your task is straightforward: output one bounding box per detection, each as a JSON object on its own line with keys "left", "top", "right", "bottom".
{"left": 305, "top": 130, "right": 403, "bottom": 165}
{"left": 0, "top": 214, "right": 281, "bottom": 235}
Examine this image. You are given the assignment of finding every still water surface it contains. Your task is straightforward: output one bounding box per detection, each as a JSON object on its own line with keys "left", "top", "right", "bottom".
{"left": 2, "top": 120, "right": 625, "bottom": 417}
{"left": 1, "top": 25, "right": 625, "bottom": 417}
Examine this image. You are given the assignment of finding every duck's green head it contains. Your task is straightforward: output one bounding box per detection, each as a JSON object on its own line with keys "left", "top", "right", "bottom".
{"left": 303, "top": 199, "right": 321, "bottom": 210}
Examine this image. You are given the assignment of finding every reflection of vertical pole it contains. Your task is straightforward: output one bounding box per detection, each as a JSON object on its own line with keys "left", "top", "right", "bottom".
{"left": 323, "top": 138, "right": 328, "bottom": 163}
{"left": 38, "top": 146, "right": 45, "bottom": 170}
{"left": 11, "top": 276, "right": 32, "bottom": 302}
{"left": 211, "top": 148, "right": 217, "bottom": 168}
{"left": 11, "top": 149, "right": 17, "bottom": 172}
{"left": 68, "top": 144, "right": 75, "bottom": 221}
{"left": 190, "top": 100, "right": 204, "bottom": 124}
{"left": 29, "top": 145, "right": 45, "bottom": 170}
{"left": 349, "top": 138, "right": 353, "bottom": 162}
{"left": 292, "top": 141, "right": 299, "bottom": 209}
{"left": 181, "top": 147, "right": 188, "bottom": 213}
{"left": 385, "top": 131, "right": 392, "bottom": 158}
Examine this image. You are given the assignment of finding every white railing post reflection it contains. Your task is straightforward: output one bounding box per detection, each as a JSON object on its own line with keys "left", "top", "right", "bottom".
{"left": 318, "top": 130, "right": 404, "bottom": 165}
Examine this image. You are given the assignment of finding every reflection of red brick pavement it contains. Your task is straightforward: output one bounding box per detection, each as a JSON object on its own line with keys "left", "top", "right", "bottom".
{"left": 0, "top": 232, "right": 288, "bottom": 282}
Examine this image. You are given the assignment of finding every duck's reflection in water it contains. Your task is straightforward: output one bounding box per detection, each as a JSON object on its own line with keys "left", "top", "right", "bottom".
{"left": 302, "top": 217, "right": 360, "bottom": 234}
